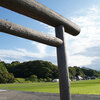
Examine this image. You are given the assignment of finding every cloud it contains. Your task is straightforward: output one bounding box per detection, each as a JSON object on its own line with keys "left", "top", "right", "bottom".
{"left": 67, "top": 6, "right": 100, "bottom": 52}
{"left": 0, "top": 49, "right": 26, "bottom": 63}
{"left": 31, "top": 42, "right": 47, "bottom": 57}
{"left": 74, "top": 46, "right": 100, "bottom": 57}
{"left": 65, "top": 6, "right": 100, "bottom": 68}
{"left": 0, "top": 41, "right": 56, "bottom": 63}
{"left": 68, "top": 53, "right": 98, "bottom": 66}
{"left": 38, "top": 6, "right": 100, "bottom": 69}
{"left": 31, "top": 42, "right": 56, "bottom": 57}
{"left": 0, "top": 43, "right": 47, "bottom": 63}
{"left": 86, "top": 58, "right": 100, "bottom": 70}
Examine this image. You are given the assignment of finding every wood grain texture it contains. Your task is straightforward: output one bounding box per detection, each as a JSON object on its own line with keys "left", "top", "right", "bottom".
{"left": 0, "top": 0, "right": 80, "bottom": 36}
{"left": 0, "top": 19, "right": 63, "bottom": 47}
{"left": 55, "top": 25, "right": 71, "bottom": 100}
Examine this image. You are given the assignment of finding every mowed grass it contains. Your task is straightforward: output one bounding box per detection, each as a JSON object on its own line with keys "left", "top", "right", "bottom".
{"left": 0, "top": 79, "right": 100, "bottom": 95}
{"left": 0, "top": 82, "right": 59, "bottom": 93}
{"left": 71, "top": 79, "right": 100, "bottom": 94}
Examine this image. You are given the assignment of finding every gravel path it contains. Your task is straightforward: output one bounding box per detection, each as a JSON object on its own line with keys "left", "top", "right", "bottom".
{"left": 0, "top": 90, "right": 100, "bottom": 100}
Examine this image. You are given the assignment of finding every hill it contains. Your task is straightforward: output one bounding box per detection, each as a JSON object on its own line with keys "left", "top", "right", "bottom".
{"left": 0, "top": 60, "right": 100, "bottom": 83}
{"left": 6, "top": 60, "right": 100, "bottom": 80}
{"left": 6, "top": 60, "right": 58, "bottom": 81}
{"left": 69, "top": 66, "right": 100, "bottom": 80}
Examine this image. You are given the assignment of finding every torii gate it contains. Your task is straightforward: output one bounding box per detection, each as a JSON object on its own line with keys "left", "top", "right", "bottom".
{"left": 0, "top": 0, "right": 81, "bottom": 100}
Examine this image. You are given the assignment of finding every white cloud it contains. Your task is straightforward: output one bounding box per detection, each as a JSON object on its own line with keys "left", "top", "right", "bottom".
{"left": 0, "top": 41, "right": 56, "bottom": 63}
{"left": 0, "top": 49, "right": 24, "bottom": 58}
{"left": 68, "top": 53, "right": 98, "bottom": 66}
{"left": 38, "top": 6, "right": 100, "bottom": 67}
{"left": 66, "top": 6, "right": 100, "bottom": 67}
{"left": 31, "top": 42, "right": 47, "bottom": 58}
{"left": 31, "top": 42, "right": 56, "bottom": 57}
{"left": 0, "top": 44, "right": 47, "bottom": 63}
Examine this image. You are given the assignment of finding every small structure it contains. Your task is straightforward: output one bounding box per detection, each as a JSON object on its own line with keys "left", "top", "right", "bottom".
{"left": 77, "top": 76, "right": 83, "bottom": 80}
{"left": 71, "top": 76, "right": 77, "bottom": 81}
{"left": 91, "top": 76, "right": 96, "bottom": 80}
{"left": 85, "top": 76, "right": 91, "bottom": 80}
{"left": 71, "top": 76, "right": 83, "bottom": 81}
{"left": 53, "top": 79, "right": 59, "bottom": 82}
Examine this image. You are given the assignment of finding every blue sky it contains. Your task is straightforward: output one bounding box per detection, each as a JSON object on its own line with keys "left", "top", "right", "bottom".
{"left": 0, "top": 0, "right": 100, "bottom": 70}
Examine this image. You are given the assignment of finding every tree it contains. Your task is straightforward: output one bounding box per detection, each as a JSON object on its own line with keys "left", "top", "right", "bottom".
{"left": 7, "top": 60, "right": 58, "bottom": 80}
{"left": 0, "top": 62, "right": 15, "bottom": 83}
{"left": 28, "top": 75, "right": 38, "bottom": 82}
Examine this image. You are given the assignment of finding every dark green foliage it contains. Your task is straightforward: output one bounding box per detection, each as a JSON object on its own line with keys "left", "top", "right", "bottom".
{"left": 69, "top": 66, "right": 100, "bottom": 79}
{"left": 5, "top": 60, "right": 100, "bottom": 80}
{"left": 81, "top": 67, "right": 100, "bottom": 77}
{"left": 0, "top": 60, "right": 100, "bottom": 83}
{"left": 0, "top": 62, "right": 15, "bottom": 83}
{"left": 6, "top": 60, "right": 59, "bottom": 80}
{"left": 26, "top": 75, "right": 38, "bottom": 82}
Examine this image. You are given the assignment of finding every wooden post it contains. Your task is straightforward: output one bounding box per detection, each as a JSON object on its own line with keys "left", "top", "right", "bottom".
{"left": 0, "top": 19, "right": 63, "bottom": 47}
{"left": 55, "top": 25, "right": 71, "bottom": 100}
{"left": 0, "top": 0, "right": 80, "bottom": 36}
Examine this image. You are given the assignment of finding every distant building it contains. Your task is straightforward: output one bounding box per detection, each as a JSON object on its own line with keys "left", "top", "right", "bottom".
{"left": 71, "top": 76, "right": 77, "bottom": 81}
{"left": 71, "top": 76, "right": 83, "bottom": 81}
{"left": 91, "top": 76, "right": 96, "bottom": 80}
{"left": 53, "top": 78, "right": 71, "bottom": 82}
{"left": 85, "top": 76, "right": 96, "bottom": 80}
{"left": 53, "top": 79, "right": 59, "bottom": 82}
{"left": 85, "top": 76, "right": 91, "bottom": 80}
{"left": 77, "top": 76, "right": 83, "bottom": 80}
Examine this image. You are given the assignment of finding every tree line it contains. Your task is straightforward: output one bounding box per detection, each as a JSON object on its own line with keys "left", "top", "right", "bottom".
{"left": 0, "top": 60, "right": 100, "bottom": 83}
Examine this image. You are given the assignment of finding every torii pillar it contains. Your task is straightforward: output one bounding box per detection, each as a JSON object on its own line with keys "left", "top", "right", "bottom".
{"left": 56, "top": 25, "right": 71, "bottom": 100}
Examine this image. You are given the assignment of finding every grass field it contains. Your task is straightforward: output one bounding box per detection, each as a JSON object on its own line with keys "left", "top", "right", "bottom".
{"left": 0, "top": 79, "right": 100, "bottom": 95}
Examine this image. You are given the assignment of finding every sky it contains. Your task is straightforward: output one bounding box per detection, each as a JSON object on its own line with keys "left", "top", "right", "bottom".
{"left": 0, "top": 0, "right": 100, "bottom": 70}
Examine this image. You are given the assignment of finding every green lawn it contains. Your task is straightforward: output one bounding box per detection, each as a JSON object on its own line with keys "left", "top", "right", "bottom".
{"left": 71, "top": 79, "right": 100, "bottom": 94}
{"left": 0, "top": 79, "right": 100, "bottom": 95}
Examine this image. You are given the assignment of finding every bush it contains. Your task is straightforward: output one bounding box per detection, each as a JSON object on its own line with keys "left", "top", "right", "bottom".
{"left": 27, "top": 75, "right": 38, "bottom": 82}
{"left": 46, "top": 77, "right": 52, "bottom": 82}
{"left": 0, "top": 62, "right": 15, "bottom": 83}
{"left": 43, "top": 78, "right": 47, "bottom": 82}
{"left": 15, "top": 78, "right": 26, "bottom": 83}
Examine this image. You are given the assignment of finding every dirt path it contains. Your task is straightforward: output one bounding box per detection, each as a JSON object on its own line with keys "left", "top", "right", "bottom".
{"left": 0, "top": 90, "right": 100, "bottom": 100}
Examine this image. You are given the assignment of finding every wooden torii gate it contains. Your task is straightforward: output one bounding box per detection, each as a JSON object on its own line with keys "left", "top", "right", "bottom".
{"left": 0, "top": 0, "right": 81, "bottom": 100}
